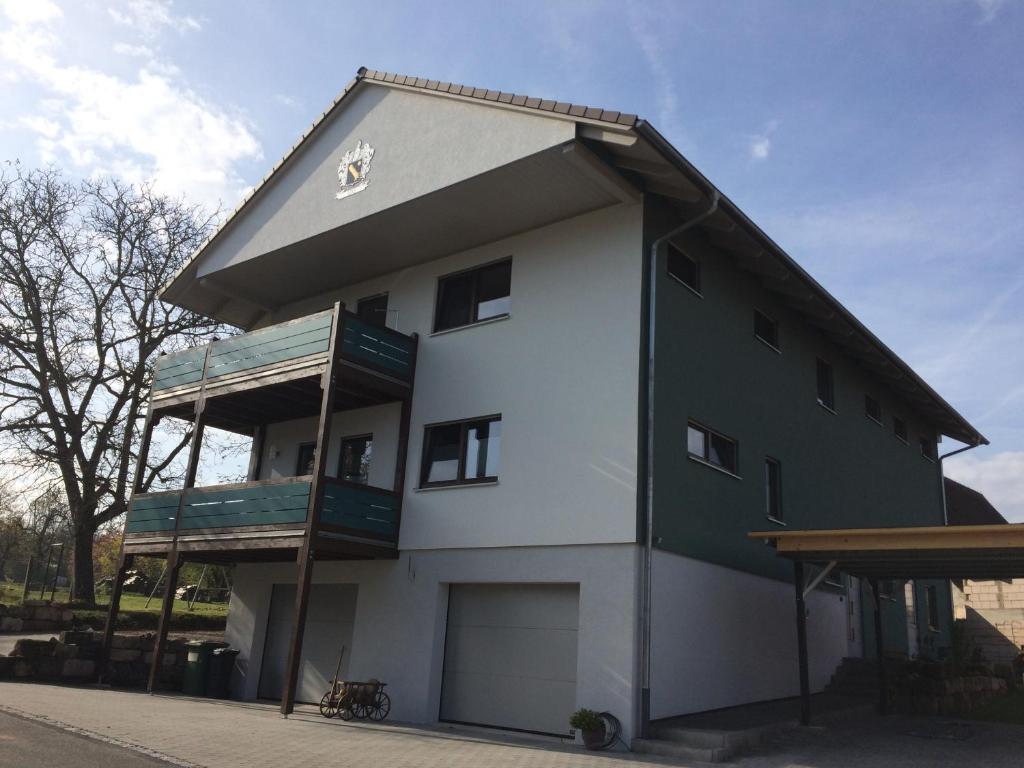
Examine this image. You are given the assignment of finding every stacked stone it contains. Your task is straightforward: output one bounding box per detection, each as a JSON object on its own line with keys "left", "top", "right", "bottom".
{"left": 0, "top": 600, "right": 74, "bottom": 632}
{"left": 888, "top": 660, "right": 1012, "bottom": 715}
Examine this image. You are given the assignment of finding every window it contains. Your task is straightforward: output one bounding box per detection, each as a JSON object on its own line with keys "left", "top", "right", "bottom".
{"left": 878, "top": 580, "right": 895, "bottom": 600}
{"left": 666, "top": 244, "right": 700, "bottom": 294}
{"left": 865, "top": 395, "right": 882, "bottom": 425}
{"left": 765, "top": 457, "right": 782, "bottom": 522}
{"left": 420, "top": 416, "right": 502, "bottom": 487}
{"left": 925, "top": 585, "right": 940, "bottom": 630}
{"left": 338, "top": 434, "right": 372, "bottom": 485}
{"left": 893, "top": 417, "right": 908, "bottom": 444}
{"left": 754, "top": 310, "right": 779, "bottom": 350}
{"left": 920, "top": 437, "right": 936, "bottom": 462}
{"left": 686, "top": 422, "right": 738, "bottom": 475}
{"left": 816, "top": 359, "right": 835, "bottom": 411}
{"left": 356, "top": 294, "right": 388, "bottom": 328}
{"left": 296, "top": 442, "right": 316, "bottom": 476}
{"left": 434, "top": 259, "right": 511, "bottom": 332}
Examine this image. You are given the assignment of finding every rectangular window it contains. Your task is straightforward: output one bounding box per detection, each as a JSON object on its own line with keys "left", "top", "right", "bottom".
{"left": 925, "top": 585, "right": 940, "bottom": 630}
{"left": 338, "top": 434, "right": 372, "bottom": 485}
{"left": 865, "top": 395, "right": 882, "bottom": 425}
{"left": 920, "top": 437, "right": 936, "bottom": 462}
{"left": 434, "top": 259, "right": 511, "bottom": 332}
{"left": 878, "top": 580, "right": 895, "bottom": 600}
{"left": 356, "top": 294, "right": 388, "bottom": 328}
{"left": 420, "top": 416, "right": 502, "bottom": 487}
{"left": 893, "top": 417, "right": 908, "bottom": 444}
{"left": 296, "top": 442, "right": 316, "bottom": 476}
{"left": 765, "top": 457, "right": 782, "bottom": 522}
{"left": 816, "top": 359, "right": 835, "bottom": 411}
{"left": 667, "top": 244, "right": 700, "bottom": 294}
{"left": 754, "top": 310, "right": 779, "bottom": 350}
{"left": 687, "top": 422, "right": 738, "bottom": 475}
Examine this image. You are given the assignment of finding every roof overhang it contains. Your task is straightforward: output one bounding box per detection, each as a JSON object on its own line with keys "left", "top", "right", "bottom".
{"left": 750, "top": 525, "right": 1024, "bottom": 581}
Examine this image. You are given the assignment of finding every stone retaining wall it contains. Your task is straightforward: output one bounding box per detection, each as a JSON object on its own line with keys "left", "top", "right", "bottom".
{"left": 0, "top": 600, "right": 74, "bottom": 632}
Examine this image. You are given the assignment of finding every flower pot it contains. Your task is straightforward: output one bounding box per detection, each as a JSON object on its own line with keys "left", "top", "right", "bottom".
{"left": 581, "top": 724, "right": 606, "bottom": 750}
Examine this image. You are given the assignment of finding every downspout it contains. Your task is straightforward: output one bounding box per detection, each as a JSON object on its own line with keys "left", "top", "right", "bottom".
{"left": 639, "top": 189, "right": 719, "bottom": 738}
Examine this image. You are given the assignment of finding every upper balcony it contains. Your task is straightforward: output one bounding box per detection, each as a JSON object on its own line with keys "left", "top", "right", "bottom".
{"left": 121, "top": 305, "right": 418, "bottom": 563}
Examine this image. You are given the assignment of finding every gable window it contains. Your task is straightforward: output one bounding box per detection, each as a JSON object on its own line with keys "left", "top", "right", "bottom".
{"left": 893, "top": 417, "right": 908, "bottom": 444}
{"left": 356, "top": 294, "right": 388, "bottom": 328}
{"left": 865, "top": 395, "right": 882, "bottom": 425}
{"left": 920, "top": 437, "right": 936, "bottom": 462}
{"left": 765, "top": 457, "right": 783, "bottom": 522}
{"left": 434, "top": 259, "right": 511, "bottom": 333}
{"left": 816, "top": 359, "right": 835, "bottom": 411}
{"left": 687, "top": 421, "right": 738, "bottom": 475}
{"left": 296, "top": 442, "right": 316, "bottom": 476}
{"left": 420, "top": 415, "right": 502, "bottom": 487}
{"left": 925, "top": 585, "right": 940, "bottom": 630}
{"left": 667, "top": 244, "right": 700, "bottom": 295}
{"left": 338, "top": 434, "right": 372, "bottom": 485}
{"left": 754, "top": 310, "right": 779, "bottom": 351}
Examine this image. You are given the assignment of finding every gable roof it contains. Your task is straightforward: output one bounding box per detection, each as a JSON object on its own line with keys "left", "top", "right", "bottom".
{"left": 945, "top": 478, "right": 1007, "bottom": 526}
{"left": 162, "top": 66, "right": 987, "bottom": 448}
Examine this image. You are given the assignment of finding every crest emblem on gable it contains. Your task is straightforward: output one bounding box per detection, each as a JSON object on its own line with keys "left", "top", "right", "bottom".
{"left": 336, "top": 140, "right": 375, "bottom": 200}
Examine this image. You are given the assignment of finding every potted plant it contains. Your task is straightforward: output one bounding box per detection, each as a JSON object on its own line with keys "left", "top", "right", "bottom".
{"left": 570, "top": 708, "right": 605, "bottom": 750}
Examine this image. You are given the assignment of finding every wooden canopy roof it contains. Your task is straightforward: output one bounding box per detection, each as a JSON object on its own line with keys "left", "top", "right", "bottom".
{"left": 750, "top": 524, "right": 1024, "bottom": 581}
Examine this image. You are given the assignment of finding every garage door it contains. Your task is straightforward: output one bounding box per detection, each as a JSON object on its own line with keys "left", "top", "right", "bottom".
{"left": 441, "top": 583, "right": 579, "bottom": 736}
{"left": 258, "top": 583, "right": 357, "bottom": 703}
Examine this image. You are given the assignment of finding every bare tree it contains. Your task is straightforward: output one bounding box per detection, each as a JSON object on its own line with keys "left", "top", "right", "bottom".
{"left": 0, "top": 166, "right": 224, "bottom": 603}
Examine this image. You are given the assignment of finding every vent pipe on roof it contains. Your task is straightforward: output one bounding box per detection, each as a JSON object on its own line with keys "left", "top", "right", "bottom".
{"left": 639, "top": 189, "right": 719, "bottom": 738}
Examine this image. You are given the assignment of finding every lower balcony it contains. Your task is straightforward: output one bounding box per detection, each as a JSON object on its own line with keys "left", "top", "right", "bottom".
{"left": 123, "top": 477, "right": 400, "bottom": 562}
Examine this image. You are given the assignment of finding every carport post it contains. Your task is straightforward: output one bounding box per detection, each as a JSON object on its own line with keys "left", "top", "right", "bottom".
{"left": 98, "top": 550, "right": 134, "bottom": 683}
{"left": 794, "top": 561, "right": 811, "bottom": 725}
{"left": 870, "top": 579, "right": 887, "bottom": 715}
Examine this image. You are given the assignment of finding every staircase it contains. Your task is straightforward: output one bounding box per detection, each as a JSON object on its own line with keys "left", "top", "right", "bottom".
{"left": 825, "top": 656, "right": 881, "bottom": 698}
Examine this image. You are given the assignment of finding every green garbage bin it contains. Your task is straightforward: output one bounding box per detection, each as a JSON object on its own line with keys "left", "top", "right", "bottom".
{"left": 183, "top": 640, "right": 227, "bottom": 696}
{"left": 206, "top": 647, "right": 239, "bottom": 699}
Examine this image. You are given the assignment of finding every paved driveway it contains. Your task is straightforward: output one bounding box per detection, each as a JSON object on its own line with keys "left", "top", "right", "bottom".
{"left": 1, "top": 681, "right": 1024, "bottom": 767}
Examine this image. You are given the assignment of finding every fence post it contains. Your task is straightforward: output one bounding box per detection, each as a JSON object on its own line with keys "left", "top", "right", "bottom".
{"left": 21, "top": 555, "right": 34, "bottom": 603}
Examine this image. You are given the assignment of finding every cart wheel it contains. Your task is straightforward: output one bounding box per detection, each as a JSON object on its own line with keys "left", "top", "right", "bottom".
{"left": 337, "top": 704, "right": 354, "bottom": 721}
{"left": 352, "top": 702, "right": 370, "bottom": 720}
{"left": 319, "top": 693, "right": 338, "bottom": 718}
{"left": 368, "top": 691, "right": 391, "bottom": 721}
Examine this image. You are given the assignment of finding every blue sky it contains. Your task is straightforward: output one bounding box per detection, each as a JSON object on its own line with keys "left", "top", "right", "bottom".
{"left": 1, "top": 0, "right": 1022, "bottom": 518}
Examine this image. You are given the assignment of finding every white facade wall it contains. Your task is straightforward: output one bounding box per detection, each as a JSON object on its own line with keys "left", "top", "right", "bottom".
{"left": 225, "top": 544, "right": 641, "bottom": 740}
{"left": 650, "top": 549, "right": 850, "bottom": 718}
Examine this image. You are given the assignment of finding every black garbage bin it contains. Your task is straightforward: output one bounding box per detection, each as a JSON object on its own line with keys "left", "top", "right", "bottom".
{"left": 206, "top": 647, "right": 239, "bottom": 699}
{"left": 183, "top": 640, "right": 228, "bottom": 696}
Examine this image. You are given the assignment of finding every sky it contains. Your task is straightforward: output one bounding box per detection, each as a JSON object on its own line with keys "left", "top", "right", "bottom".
{"left": 1, "top": 0, "right": 1022, "bottom": 519}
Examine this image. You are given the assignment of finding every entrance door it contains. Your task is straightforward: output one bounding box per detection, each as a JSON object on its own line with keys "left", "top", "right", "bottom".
{"left": 258, "top": 583, "right": 358, "bottom": 702}
{"left": 904, "top": 581, "right": 919, "bottom": 659}
{"left": 441, "top": 583, "right": 579, "bottom": 736}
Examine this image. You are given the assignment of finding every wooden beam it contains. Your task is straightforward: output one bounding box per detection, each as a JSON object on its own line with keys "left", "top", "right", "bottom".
{"left": 871, "top": 580, "right": 888, "bottom": 715}
{"left": 147, "top": 550, "right": 182, "bottom": 692}
{"left": 391, "top": 333, "right": 419, "bottom": 539}
{"left": 750, "top": 524, "right": 1024, "bottom": 554}
{"left": 644, "top": 180, "right": 704, "bottom": 203}
{"left": 280, "top": 302, "right": 345, "bottom": 717}
{"left": 794, "top": 561, "right": 811, "bottom": 726}
{"left": 578, "top": 124, "right": 639, "bottom": 147}
{"left": 98, "top": 551, "right": 134, "bottom": 684}
{"left": 562, "top": 142, "right": 641, "bottom": 204}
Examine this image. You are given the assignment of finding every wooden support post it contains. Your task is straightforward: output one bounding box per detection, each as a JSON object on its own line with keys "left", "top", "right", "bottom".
{"left": 148, "top": 550, "right": 182, "bottom": 692}
{"left": 794, "top": 560, "right": 811, "bottom": 726}
{"left": 148, "top": 349, "right": 211, "bottom": 693}
{"left": 50, "top": 543, "right": 65, "bottom": 602}
{"left": 281, "top": 303, "right": 345, "bottom": 717}
{"left": 21, "top": 555, "right": 34, "bottom": 603}
{"left": 38, "top": 546, "right": 54, "bottom": 600}
{"left": 870, "top": 579, "right": 888, "bottom": 715}
{"left": 391, "top": 333, "right": 419, "bottom": 536}
{"left": 248, "top": 424, "right": 266, "bottom": 481}
{"left": 98, "top": 552, "right": 135, "bottom": 683}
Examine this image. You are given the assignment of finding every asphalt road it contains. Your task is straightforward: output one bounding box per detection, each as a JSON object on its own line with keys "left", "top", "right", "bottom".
{"left": 0, "top": 710, "right": 173, "bottom": 767}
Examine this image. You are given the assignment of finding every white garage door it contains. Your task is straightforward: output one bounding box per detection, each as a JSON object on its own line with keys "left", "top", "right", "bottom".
{"left": 441, "top": 583, "right": 579, "bottom": 736}
{"left": 258, "top": 583, "right": 357, "bottom": 703}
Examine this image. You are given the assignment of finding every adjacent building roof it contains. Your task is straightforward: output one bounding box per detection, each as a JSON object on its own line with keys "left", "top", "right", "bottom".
{"left": 945, "top": 478, "right": 1007, "bottom": 526}
{"left": 163, "top": 66, "right": 987, "bottom": 447}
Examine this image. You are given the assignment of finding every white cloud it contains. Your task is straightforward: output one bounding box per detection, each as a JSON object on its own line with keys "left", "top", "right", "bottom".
{"left": 973, "top": 0, "right": 1006, "bottom": 24}
{"left": 749, "top": 119, "right": 779, "bottom": 161}
{"left": 0, "top": 1, "right": 261, "bottom": 210}
{"left": 113, "top": 42, "right": 154, "bottom": 57}
{"left": 108, "top": 0, "right": 201, "bottom": 38}
{"left": 945, "top": 450, "right": 1024, "bottom": 522}
{"left": 0, "top": 0, "right": 61, "bottom": 25}
{"left": 626, "top": 2, "right": 682, "bottom": 139}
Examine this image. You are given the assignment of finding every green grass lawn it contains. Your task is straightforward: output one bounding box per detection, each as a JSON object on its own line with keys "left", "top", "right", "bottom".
{"left": 967, "top": 688, "right": 1024, "bottom": 725}
{"left": 1, "top": 579, "right": 228, "bottom": 631}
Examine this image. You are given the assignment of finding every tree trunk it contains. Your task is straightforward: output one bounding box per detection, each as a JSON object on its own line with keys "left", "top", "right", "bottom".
{"left": 72, "top": 523, "right": 96, "bottom": 604}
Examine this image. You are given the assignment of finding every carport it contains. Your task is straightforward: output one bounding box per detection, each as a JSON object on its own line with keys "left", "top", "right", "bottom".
{"left": 750, "top": 523, "right": 1024, "bottom": 726}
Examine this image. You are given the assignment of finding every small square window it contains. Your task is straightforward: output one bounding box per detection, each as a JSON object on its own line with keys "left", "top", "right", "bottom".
{"left": 816, "top": 359, "right": 835, "bottom": 411}
{"left": 687, "top": 421, "right": 738, "bottom": 475}
{"left": 296, "top": 442, "right": 316, "bottom": 476}
{"left": 754, "top": 310, "right": 779, "bottom": 350}
{"left": 420, "top": 416, "right": 502, "bottom": 487}
{"left": 893, "top": 417, "right": 908, "bottom": 444}
{"left": 920, "top": 437, "right": 936, "bottom": 462}
{"left": 667, "top": 244, "right": 700, "bottom": 294}
{"left": 356, "top": 294, "right": 388, "bottom": 328}
{"left": 765, "top": 457, "right": 782, "bottom": 522}
{"left": 865, "top": 395, "right": 882, "bottom": 425}
{"left": 338, "top": 434, "right": 373, "bottom": 484}
{"left": 434, "top": 260, "right": 511, "bottom": 333}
